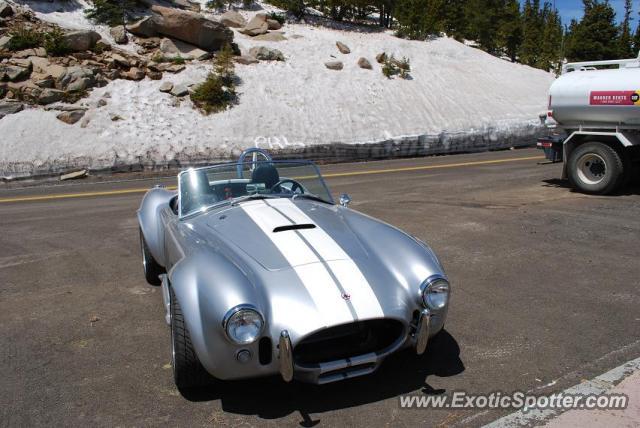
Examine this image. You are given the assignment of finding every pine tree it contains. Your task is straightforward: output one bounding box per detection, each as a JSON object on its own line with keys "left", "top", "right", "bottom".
{"left": 395, "top": 0, "right": 443, "bottom": 40}
{"left": 498, "top": 0, "right": 523, "bottom": 62}
{"left": 618, "top": 0, "right": 634, "bottom": 57}
{"left": 441, "top": 0, "right": 467, "bottom": 40}
{"left": 539, "top": 4, "right": 563, "bottom": 71}
{"left": 565, "top": 0, "right": 620, "bottom": 61}
{"left": 519, "top": 0, "right": 543, "bottom": 66}
{"left": 465, "top": 0, "right": 503, "bottom": 54}
{"left": 634, "top": 12, "right": 640, "bottom": 55}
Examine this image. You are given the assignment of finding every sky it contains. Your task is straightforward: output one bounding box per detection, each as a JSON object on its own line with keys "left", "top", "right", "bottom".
{"left": 524, "top": 0, "right": 639, "bottom": 31}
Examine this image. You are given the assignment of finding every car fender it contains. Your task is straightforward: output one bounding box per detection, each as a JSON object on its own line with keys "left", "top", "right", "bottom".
{"left": 137, "top": 188, "right": 174, "bottom": 266}
{"left": 168, "top": 250, "right": 266, "bottom": 377}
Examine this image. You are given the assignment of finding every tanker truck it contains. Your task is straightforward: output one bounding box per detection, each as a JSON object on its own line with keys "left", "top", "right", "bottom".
{"left": 537, "top": 53, "right": 640, "bottom": 194}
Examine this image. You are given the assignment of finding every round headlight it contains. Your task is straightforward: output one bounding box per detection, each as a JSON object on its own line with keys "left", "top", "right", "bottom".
{"left": 421, "top": 276, "right": 450, "bottom": 310}
{"left": 224, "top": 306, "right": 264, "bottom": 344}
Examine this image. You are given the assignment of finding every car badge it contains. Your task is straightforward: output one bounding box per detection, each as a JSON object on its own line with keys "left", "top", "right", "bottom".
{"left": 341, "top": 292, "right": 351, "bottom": 300}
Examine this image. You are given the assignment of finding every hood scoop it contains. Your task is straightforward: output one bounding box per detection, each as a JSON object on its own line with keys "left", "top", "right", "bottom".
{"left": 273, "top": 224, "right": 316, "bottom": 233}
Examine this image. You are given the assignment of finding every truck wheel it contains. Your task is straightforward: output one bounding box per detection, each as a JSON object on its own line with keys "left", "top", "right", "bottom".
{"left": 567, "top": 142, "right": 624, "bottom": 195}
{"left": 170, "top": 286, "right": 214, "bottom": 390}
{"left": 140, "top": 228, "right": 163, "bottom": 286}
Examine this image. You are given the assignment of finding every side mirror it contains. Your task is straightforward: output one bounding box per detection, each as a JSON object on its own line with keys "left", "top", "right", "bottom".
{"left": 339, "top": 194, "right": 352, "bottom": 207}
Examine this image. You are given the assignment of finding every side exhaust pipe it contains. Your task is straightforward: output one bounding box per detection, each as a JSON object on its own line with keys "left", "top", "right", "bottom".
{"left": 279, "top": 330, "right": 294, "bottom": 382}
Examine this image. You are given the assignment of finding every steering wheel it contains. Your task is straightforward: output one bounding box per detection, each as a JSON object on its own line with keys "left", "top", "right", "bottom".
{"left": 272, "top": 179, "right": 304, "bottom": 194}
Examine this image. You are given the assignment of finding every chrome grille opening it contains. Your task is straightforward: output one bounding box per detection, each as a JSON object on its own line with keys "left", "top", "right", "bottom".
{"left": 294, "top": 319, "right": 404, "bottom": 365}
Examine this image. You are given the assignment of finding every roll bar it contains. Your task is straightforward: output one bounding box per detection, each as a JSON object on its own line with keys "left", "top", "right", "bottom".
{"left": 236, "top": 148, "right": 273, "bottom": 178}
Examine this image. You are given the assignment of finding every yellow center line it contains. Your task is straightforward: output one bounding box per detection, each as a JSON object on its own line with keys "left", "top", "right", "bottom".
{"left": 0, "top": 155, "right": 543, "bottom": 204}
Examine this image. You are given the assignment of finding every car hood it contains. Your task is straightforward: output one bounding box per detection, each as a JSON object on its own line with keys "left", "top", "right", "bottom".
{"left": 207, "top": 198, "right": 370, "bottom": 271}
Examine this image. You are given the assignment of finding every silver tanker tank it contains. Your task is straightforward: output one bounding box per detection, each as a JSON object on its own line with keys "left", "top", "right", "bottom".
{"left": 549, "top": 67, "right": 640, "bottom": 127}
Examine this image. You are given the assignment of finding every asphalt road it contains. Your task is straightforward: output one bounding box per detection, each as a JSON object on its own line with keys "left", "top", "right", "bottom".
{"left": 1, "top": 148, "right": 639, "bottom": 427}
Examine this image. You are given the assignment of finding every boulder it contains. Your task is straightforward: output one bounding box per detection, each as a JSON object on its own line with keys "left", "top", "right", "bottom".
{"left": 146, "top": 70, "right": 162, "bottom": 80}
{"left": 234, "top": 55, "right": 258, "bottom": 65}
{"left": 0, "top": 101, "right": 23, "bottom": 119}
{"left": 149, "top": 6, "right": 233, "bottom": 51}
{"left": 31, "top": 58, "right": 66, "bottom": 80}
{"left": 172, "top": 0, "right": 201, "bottom": 12}
{"left": 110, "top": 26, "right": 128, "bottom": 45}
{"left": 357, "top": 57, "right": 372, "bottom": 69}
{"left": 220, "top": 10, "right": 246, "bottom": 28}
{"left": 127, "top": 17, "right": 157, "bottom": 38}
{"left": 248, "top": 46, "right": 284, "bottom": 61}
{"left": 0, "top": 64, "right": 31, "bottom": 81}
{"left": 159, "top": 81, "right": 173, "bottom": 92}
{"left": 160, "top": 38, "right": 209, "bottom": 60}
{"left": 63, "top": 30, "right": 102, "bottom": 52}
{"left": 34, "top": 76, "right": 55, "bottom": 88}
{"left": 0, "top": 35, "right": 11, "bottom": 49}
{"left": 252, "top": 33, "right": 286, "bottom": 42}
{"left": 123, "top": 67, "right": 145, "bottom": 80}
{"left": 57, "top": 109, "right": 86, "bottom": 125}
{"left": 0, "top": 1, "right": 13, "bottom": 18}
{"left": 37, "top": 88, "right": 64, "bottom": 105}
{"left": 376, "top": 52, "right": 386, "bottom": 63}
{"left": 336, "top": 41, "right": 350, "bottom": 54}
{"left": 241, "top": 13, "right": 268, "bottom": 36}
{"left": 266, "top": 19, "right": 282, "bottom": 30}
{"left": 324, "top": 61, "right": 343, "bottom": 70}
{"left": 170, "top": 83, "right": 189, "bottom": 97}
{"left": 57, "top": 67, "right": 96, "bottom": 91}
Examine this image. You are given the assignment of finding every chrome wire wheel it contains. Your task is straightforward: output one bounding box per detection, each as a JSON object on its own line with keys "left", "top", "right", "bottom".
{"left": 576, "top": 153, "right": 607, "bottom": 185}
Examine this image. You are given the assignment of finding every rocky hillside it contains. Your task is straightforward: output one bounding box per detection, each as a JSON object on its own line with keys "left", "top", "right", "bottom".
{"left": 0, "top": 0, "right": 555, "bottom": 178}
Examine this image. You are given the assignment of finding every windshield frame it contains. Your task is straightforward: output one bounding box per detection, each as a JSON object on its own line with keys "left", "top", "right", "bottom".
{"left": 177, "top": 160, "right": 335, "bottom": 220}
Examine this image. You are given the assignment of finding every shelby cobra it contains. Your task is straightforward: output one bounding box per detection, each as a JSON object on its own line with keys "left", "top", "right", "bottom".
{"left": 138, "top": 149, "right": 450, "bottom": 389}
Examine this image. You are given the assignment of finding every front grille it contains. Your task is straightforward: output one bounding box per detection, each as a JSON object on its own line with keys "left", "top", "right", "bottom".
{"left": 294, "top": 319, "right": 404, "bottom": 365}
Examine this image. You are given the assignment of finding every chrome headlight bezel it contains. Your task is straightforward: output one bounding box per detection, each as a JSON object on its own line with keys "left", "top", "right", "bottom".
{"left": 222, "top": 304, "right": 264, "bottom": 345}
{"left": 419, "top": 274, "right": 450, "bottom": 311}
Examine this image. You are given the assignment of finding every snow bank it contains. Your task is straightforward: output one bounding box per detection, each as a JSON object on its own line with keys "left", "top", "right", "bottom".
{"left": 0, "top": 4, "right": 555, "bottom": 177}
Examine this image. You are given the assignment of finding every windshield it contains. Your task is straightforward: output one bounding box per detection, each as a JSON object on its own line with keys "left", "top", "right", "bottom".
{"left": 178, "top": 161, "right": 334, "bottom": 217}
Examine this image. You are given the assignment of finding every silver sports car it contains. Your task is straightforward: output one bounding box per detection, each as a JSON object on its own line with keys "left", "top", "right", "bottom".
{"left": 138, "top": 149, "right": 450, "bottom": 390}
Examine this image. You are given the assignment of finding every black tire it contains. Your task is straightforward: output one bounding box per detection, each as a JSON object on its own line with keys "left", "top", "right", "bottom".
{"left": 140, "top": 228, "right": 163, "bottom": 286}
{"left": 567, "top": 142, "right": 625, "bottom": 195}
{"left": 169, "top": 286, "right": 214, "bottom": 390}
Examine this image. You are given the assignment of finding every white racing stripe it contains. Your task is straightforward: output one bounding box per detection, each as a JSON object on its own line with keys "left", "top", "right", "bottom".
{"left": 241, "top": 200, "right": 354, "bottom": 326}
{"left": 243, "top": 199, "right": 384, "bottom": 321}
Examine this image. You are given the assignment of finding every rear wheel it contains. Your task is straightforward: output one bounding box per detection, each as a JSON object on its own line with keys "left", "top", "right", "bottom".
{"left": 567, "top": 142, "right": 625, "bottom": 195}
{"left": 140, "top": 228, "right": 163, "bottom": 286}
{"left": 169, "top": 286, "right": 214, "bottom": 390}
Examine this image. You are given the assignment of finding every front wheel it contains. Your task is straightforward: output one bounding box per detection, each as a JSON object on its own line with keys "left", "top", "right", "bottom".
{"left": 567, "top": 142, "right": 625, "bottom": 195}
{"left": 170, "top": 286, "right": 215, "bottom": 390}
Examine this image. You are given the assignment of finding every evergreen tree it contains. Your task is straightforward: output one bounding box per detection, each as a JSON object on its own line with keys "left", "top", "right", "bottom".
{"left": 395, "top": 0, "right": 443, "bottom": 40}
{"left": 441, "top": 0, "right": 466, "bottom": 40}
{"left": 498, "top": 0, "right": 523, "bottom": 61}
{"left": 519, "top": 0, "right": 543, "bottom": 66}
{"left": 565, "top": 0, "right": 620, "bottom": 61}
{"left": 465, "top": 0, "right": 503, "bottom": 54}
{"left": 539, "top": 4, "right": 563, "bottom": 71}
{"left": 618, "top": 0, "right": 634, "bottom": 57}
{"left": 635, "top": 12, "right": 640, "bottom": 55}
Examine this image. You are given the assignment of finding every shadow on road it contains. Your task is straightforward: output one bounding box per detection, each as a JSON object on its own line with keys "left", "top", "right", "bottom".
{"left": 181, "top": 330, "right": 464, "bottom": 425}
{"left": 542, "top": 178, "right": 640, "bottom": 195}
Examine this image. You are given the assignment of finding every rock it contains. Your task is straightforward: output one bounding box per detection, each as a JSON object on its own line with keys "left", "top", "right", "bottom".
{"left": 123, "top": 67, "right": 145, "bottom": 80}
{"left": 56, "top": 109, "right": 85, "bottom": 125}
{"left": 95, "top": 40, "right": 111, "bottom": 52}
{"left": 164, "top": 63, "right": 186, "bottom": 73}
{"left": 336, "top": 41, "right": 350, "bottom": 54}
{"left": 325, "top": 61, "right": 343, "bottom": 70}
{"left": 0, "top": 101, "right": 23, "bottom": 119}
{"left": 7, "top": 58, "right": 32, "bottom": 69}
{"left": 110, "top": 113, "right": 124, "bottom": 121}
{"left": 357, "top": 57, "right": 372, "bottom": 69}
{"left": 34, "top": 76, "right": 55, "bottom": 88}
{"left": 58, "top": 67, "right": 96, "bottom": 91}
{"left": 170, "top": 83, "right": 189, "bottom": 97}
{"left": 63, "top": 30, "right": 102, "bottom": 52}
{"left": 172, "top": 0, "right": 201, "bottom": 12}
{"left": 30, "top": 58, "right": 67, "bottom": 81}
{"left": 110, "top": 53, "right": 130, "bottom": 67}
{"left": 146, "top": 70, "right": 162, "bottom": 80}
{"left": 220, "top": 10, "right": 246, "bottom": 28}
{"left": 37, "top": 88, "right": 64, "bottom": 104}
{"left": 234, "top": 55, "right": 258, "bottom": 65}
{"left": 248, "top": 46, "right": 284, "bottom": 61}
{"left": 376, "top": 52, "right": 386, "bottom": 63}
{"left": 60, "top": 169, "right": 88, "bottom": 180}
{"left": 127, "top": 17, "right": 157, "bottom": 38}
{"left": 0, "top": 35, "right": 11, "bottom": 50}
{"left": 110, "top": 26, "right": 128, "bottom": 45}
{"left": 34, "top": 47, "right": 47, "bottom": 57}
{"left": 241, "top": 14, "right": 268, "bottom": 36}
{"left": 266, "top": 19, "right": 282, "bottom": 30}
{"left": 0, "top": 1, "right": 13, "bottom": 18}
{"left": 159, "top": 38, "right": 209, "bottom": 60}
{"left": 12, "top": 49, "right": 37, "bottom": 59}
{"left": 252, "top": 33, "right": 287, "bottom": 42}
{"left": 159, "top": 81, "right": 173, "bottom": 92}
{"left": 149, "top": 6, "right": 234, "bottom": 51}
{"left": 97, "top": 98, "right": 107, "bottom": 107}
{"left": 0, "top": 65, "right": 30, "bottom": 82}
